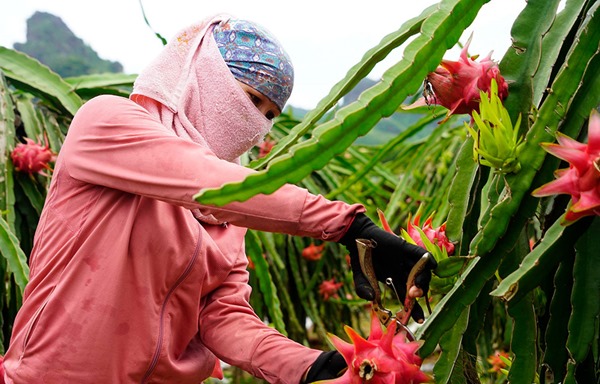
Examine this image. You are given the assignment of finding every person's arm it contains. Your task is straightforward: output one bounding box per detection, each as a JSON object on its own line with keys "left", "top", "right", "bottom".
{"left": 65, "top": 96, "right": 435, "bottom": 322}
{"left": 198, "top": 255, "right": 322, "bottom": 384}
{"left": 62, "top": 95, "right": 363, "bottom": 239}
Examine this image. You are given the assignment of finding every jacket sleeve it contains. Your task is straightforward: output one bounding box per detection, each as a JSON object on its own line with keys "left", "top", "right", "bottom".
{"left": 62, "top": 95, "right": 364, "bottom": 241}
{"left": 198, "top": 254, "right": 322, "bottom": 384}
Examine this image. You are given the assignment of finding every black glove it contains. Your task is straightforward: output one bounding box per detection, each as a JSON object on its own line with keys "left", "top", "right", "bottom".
{"left": 303, "top": 351, "right": 347, "bottom": 383}
{"left": 338, "top": 213, "right": 437, "bottom": 322}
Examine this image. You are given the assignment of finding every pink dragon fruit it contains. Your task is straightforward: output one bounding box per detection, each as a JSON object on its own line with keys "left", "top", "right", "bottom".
{"left": 319, "top": 278, "right": 344, "bottom": 301}
{"left": 532, "top": 110, "right": 600, "bottom": 224}
{"left": 302, "top": 243, "right": 326, "bottom": 261}
{"left": 424, "top": 35, "right": 508, "bottom": 122}
{"left": 258, "top": 137, "right": 276, "bottom": 158}
{"left": 322, "top": 310, "right": 430, "bottom": 383}
{"left": 11, "top": 137, "right": 56, "bottom": 176}
{"left": 406, "top": 213, "right": 455, "bottom": 256}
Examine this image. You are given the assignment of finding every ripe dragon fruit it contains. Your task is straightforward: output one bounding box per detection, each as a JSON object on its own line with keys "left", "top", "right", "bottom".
{"left": 487, "top": 350, "right": 511, "bottom": 373}
{"left": 405, "top": 212, "right": 455, "bottom": 257}
{"left": 321, "top": 310, "right": 430, "bottom": 384}
{"left": 258, "top": 137, "right": 276, "bottom": 158}
{"left": 424, "top": 35, "right": 508, "bottom": 122}
{"left": 319, "top": 278, "right": 344, "bottom": 300}
{"left": 10, "top": 137, "right": 56, "bottom": 176}
{"left": 302, "top": 243, "right": 326, "bottom": 261}
{"left": 532, "top": 110, "right": 600, "bottom": 224}
{"left": 377, "top": 207, "right": 454, "bottom": 257}
{"left": 376, "top": 208, "right": 467, "bottom": 297}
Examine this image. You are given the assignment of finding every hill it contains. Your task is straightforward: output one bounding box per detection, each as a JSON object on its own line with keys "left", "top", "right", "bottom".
{"left": 13, "top": 11, "right": 123, "bottom": 77}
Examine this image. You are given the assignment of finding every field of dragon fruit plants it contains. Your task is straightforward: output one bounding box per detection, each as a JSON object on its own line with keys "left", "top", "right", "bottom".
{"left": 0, "top": 0, "right": 599, "bottom": 383}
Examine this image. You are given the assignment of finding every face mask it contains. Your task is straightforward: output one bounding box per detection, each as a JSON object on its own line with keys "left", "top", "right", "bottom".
{"left": 195, "top": 72, "right": 273, "bottom": 162}
{"left": 132, "top": 18, "right": 274, "bottom": 163}
{"left": 185, "top": 28, "right": 274, "bottom": 162}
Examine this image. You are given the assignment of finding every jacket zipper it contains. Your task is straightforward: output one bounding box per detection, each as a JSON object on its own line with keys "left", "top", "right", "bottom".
{"left": 141, "top": 224, "right": 202, "bottom": 383}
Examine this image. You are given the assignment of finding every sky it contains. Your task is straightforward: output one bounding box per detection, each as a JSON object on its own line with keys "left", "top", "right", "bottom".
{"left": 0, "top": 1, "right": 526, "bottom": 110}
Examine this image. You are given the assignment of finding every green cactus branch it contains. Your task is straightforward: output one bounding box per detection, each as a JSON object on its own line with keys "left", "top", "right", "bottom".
{"left": 249, "top": 5, "right": 438, "bottom": 170}
{"left": 0, "top": 47, "right": 83, "bottom": 116}
{"left": 195, "top": 0, "right": 488, "bottom": 206}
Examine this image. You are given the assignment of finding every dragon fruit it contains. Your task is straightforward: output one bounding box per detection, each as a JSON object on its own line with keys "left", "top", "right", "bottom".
{"left": 11, "top": 137, "right": 55, "bottom": 176}
{"left": 487, "top": 350, "right": 510, "bottom": 373}
{"left": 258, "top": 137, "right": 276, "bottom": 158}
{"left": 406, "top": 212, "right": 455, "bottom": 256}
{"left": 302, "top": 243, "right": 326, "bottom": 261}
{"left": 424, "top": 35, "right": 508, "bottom": 122}
{"left": 319, "top": 278, "right": 344, "bottom": 301}
{"left": 532, "top": 110, "right": 600, "bottom": 224}
{"left": 321, "top": 310, "right": 430, "bottom": 383}
{"left": 378, "top": 207, "right": 454, "bottom": 257}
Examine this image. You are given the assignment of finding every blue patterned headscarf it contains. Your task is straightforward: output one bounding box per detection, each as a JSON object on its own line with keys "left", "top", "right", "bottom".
{"left": 212, "top": 19, "right": 294, "bottom": 111}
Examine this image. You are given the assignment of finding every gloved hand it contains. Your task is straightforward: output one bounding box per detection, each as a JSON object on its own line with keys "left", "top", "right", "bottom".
{"left": 303, "top": 351, "right": 347, "bottom": 383}
{"left": 338, "top": 213, "right": 437, "bottom": 322}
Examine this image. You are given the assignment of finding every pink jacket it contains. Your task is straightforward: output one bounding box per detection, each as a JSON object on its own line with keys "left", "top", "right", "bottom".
{"left": 3, "top": 95, "right": 364, "bottom": 383}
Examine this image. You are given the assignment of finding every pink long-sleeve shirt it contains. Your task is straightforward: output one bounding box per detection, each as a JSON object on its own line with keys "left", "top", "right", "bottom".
{"left": 3, "top": 95, "right": 364, "bottom": 383}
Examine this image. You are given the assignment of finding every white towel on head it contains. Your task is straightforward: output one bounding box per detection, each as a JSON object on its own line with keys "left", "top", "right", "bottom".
{"left": 130, "top": 14, "right": 273, "bottom": 224}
